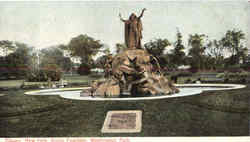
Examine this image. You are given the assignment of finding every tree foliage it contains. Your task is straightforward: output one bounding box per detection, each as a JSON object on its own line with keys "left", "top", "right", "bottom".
{"left": 188, "top": 34, "right": 207, "bottom": 70}
{"left": 171, "top": 30, "right": 186, "bottom": 66}
{"left": 144, "top": 38, "right": 171, "bottom": 57}
{"left": 0, "top": 42, "right": 33, "bottom": 78}
{"left": 68, "top": 34, "right": 103, "bottom": 65}
{"left": 205, "top": 39, "right": 225, "bottom": 69}
{"left": 144, "top": 38, "right": 171, "bottom": 67}
{"left": 221, "top": 29, "right": 245, "bottom": 64}
{"left": 77, "top": 62, "right": 91, "bottom": 75}
{"left": 27, "top": 64, "right": 62, "bottom": 82}
{"left": 0, "top": 40, "right": 16, "bottom": 57}
{"left": 40, "top": 47, "right": 73, "bottom": 72}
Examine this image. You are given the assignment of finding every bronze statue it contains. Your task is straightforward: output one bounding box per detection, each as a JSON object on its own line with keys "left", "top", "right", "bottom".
{"left": 119, "top": 8, "right": 146, "bottom": 49}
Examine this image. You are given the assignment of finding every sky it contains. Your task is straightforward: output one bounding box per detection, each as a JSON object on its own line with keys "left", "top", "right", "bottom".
{"left": 0, "top": 1, "right": 249, "bottom": 54}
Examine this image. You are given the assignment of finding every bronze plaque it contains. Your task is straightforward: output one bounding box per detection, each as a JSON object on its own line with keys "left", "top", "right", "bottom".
{"left": 101, "top": 110, "right": 142, "bottom": 133}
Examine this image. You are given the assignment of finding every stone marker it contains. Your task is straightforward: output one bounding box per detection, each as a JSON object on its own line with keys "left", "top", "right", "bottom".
{"left": 101, "top": 110, "right": 142, "bottom": 133}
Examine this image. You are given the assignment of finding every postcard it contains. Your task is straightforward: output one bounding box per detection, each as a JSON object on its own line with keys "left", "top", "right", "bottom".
{"left": 0, "top": 1, "right": 249, "bottom": 141}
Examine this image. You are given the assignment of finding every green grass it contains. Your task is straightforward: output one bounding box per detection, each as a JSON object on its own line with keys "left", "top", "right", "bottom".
{"left": 0, "top": 80, "right": 24, "bottom": 88}
{"left": 0, "top": 82, "right": 249, "bottom": 137}
{"left": 64, "top": 75, "right": 100, "bottom": 84}
{"left": 0, "top": 75, "right": 101, "bottom": 88}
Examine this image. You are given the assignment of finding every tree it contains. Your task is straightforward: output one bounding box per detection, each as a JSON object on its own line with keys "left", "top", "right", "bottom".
{"left": 2, "top": 42, "right": 33, "bottom": 78}
{"left": 144, "top": 38, "right": 171, "bottom": 57}
{"left": 144, "top": 38, "right": 171, "bottom": 67}
{"left": 221, "top": 29, "right": 245, "bottom": 64}
{"left": 205, "top": 39, "right": 225, "bottom": 69}
{"left": 171, "top": 29, "right": 186, "bottom": 66}
{"left": 58, "top": 44, "right": 68, "bottom": 50}
{"left": 238, "top": 47, "right": 248, "bottom": 64}
{"left": 77, "top": 62, "right": 91, "bottom": 75}
{"left": 244, "top": 55, "right": 250, "bottom": 69}
{"left": 40, "top": 47, "right": 73, "bottom": 72}
{"left": 188, "top": 34, "right": 207, "bottom": 70}
{"left": 0, "top": 40, "right": 16, "bottom": 58}
{"left": 68, "top": 34, "right": 103, "bottom": 65}
{"left": 95, "top": 54, "right": 110, "bottom": 69}
{"left": 14, "top": 42, "right": 33, "bottom": 65}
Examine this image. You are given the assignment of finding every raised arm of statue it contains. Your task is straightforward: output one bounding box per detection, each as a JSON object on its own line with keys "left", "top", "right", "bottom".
{"left": 138, "top": 8, "right": 146, "bottom": 19}
{"left": 119, "top": 13, "right": 126, "bottom": 22}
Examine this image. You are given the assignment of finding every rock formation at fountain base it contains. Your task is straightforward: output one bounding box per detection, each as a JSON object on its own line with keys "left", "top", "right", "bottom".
{"left": 81, "top": 49, "right": 179, "bottom": 97}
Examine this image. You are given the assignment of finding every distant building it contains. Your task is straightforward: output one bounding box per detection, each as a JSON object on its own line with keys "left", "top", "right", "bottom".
{"left": 63, "top": 50, "right": 81, "bottom": 64}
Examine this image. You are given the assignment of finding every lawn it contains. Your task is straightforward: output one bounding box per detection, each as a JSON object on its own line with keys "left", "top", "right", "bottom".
{"left": 0, "top": 75, "right": 102, "bottom": 88}
{"left": 64, "top": 74, "right": 101, "bottom": 84}
{"left": 0, "top": 75, "right": 249, "bottom": 137}
{"left": 0, "top": 80, "right": 24, "bottom": 88}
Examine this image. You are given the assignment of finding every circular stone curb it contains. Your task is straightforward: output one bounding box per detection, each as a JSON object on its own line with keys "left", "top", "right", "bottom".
{"left": 24, "top": 84, "right": 246, "bottom": 101}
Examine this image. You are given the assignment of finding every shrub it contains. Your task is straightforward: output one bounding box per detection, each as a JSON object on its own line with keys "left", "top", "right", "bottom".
{"left": 170, "top": 71, "right": 193, "bottom": 78}
{"left": 240, "top": 64, "right": 250, "bottom": 72}
{"left": 77, "top": 63, "right": 91, "bottom": 75}
{"left": 225, "top": 64, "right": 245, "bottom": 73}
{"left": 217, "top": 71, "right": 250, "bottom": 83}
{"left": 26, "top": 64, "right": 62, "bottom": 82}
{"left": 188, "top": 68, "right": 198, "bottom": 73}
{"left": 0, "top": 63, "right": 28, "bottom": 79}
{"left": 177, "top": 71, "right": 193, "bottom": 77}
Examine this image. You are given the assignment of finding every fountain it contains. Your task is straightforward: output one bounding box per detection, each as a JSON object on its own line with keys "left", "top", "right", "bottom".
{"left": 25, "top": 8, "right": 246, "bottom": 100}
{"left": 80, "top": 8, "right": 179, "bottom": 97}
{"left": 24, "top": 84, "right": 245, "bottom": 101}
{"left": 24, "top": 9, "right": 246, "bottom": 133}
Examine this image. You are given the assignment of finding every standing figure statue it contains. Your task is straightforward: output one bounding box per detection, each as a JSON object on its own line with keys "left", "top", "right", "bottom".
{"left": 119, "top": 8, "right": 146, "bottom": 49}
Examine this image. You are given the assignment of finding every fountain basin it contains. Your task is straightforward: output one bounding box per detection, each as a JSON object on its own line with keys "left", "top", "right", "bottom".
{"left": 24, "top": 84, "right": 246, "bottom": 101}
